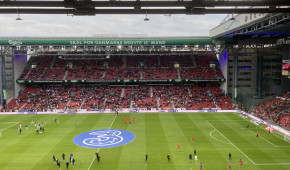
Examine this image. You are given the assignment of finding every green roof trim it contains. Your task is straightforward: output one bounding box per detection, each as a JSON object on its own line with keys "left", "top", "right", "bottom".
{"left": 0, "top": 38, "right": 236, "bottom": 46}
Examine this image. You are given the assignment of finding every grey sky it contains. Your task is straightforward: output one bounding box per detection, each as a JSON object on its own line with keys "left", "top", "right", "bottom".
{"left": 0, "top": 14, "right": 226, "bottom": 37}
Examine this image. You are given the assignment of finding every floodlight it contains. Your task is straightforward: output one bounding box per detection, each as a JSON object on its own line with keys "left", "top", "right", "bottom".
{"left": 144, "top": 17, "right": 150, "bottom": 21}
{"left": 16, "top": 8, "right": 22, "bottom": 20}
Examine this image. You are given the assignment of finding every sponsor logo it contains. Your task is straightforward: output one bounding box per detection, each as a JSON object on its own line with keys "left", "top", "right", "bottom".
{"left": 73, "top": 129, "right": 135, "bottom": 148}
{"left": 8, "top": 40, "right": 22, "bottom": 46}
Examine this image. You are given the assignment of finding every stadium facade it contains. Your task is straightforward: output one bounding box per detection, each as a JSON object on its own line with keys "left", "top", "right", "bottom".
{"left": 0, "top": 12, "right": 290, "bottom": 112}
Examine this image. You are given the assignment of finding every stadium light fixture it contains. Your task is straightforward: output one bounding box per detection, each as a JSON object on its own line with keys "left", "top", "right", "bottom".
{"left": 229, "top": 13, "right": 235, "bottom": 20}
{"left": 16, "top": 17, "right": 22, "bottom": 20}
{"left": 16, "top": 8, "right": 22, "bottom": 20}
{"left": 229, "top": 17, "right": 235, "bottom": 20}
{"left": 144, "top": 0, "right": 149, "bottom": 21}
{"left": 144, "top": 17, "right": 150, "bottom": 21}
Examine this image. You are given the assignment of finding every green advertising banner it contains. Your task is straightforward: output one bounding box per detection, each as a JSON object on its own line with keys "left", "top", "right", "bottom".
{"left": 0, "top": 38, "right": 235, "bottom": 46}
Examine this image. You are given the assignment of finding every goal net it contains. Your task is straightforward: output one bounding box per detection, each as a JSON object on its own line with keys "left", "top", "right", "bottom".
{"left": 284, "top": 134, "right": 290, "bottom": 143}
{"left": 273, "top": 130, "right": 290, "bottom": 143}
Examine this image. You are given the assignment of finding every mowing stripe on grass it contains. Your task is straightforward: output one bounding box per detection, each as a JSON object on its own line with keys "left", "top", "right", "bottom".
{"left": 185, "top": 114, "right": 233, "bottom": 169}
{"left": 144, "top": 114, "right": 175, "bottom": 170}
{"left": 207, "top": 121, "right": 256, "bottom": 165}
{"left": 88, "top": 114, "right": 118, "bottom": 170}
{"left": 161, "top": 114, "right": 193, "bottom": 169}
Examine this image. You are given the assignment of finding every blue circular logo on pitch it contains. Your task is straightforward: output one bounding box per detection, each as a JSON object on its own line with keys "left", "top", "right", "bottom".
{"left": 73, "top": 129, "right": 135, "bottom": 148}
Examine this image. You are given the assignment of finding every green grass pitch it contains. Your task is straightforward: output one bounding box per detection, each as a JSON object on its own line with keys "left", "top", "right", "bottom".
{"left": 0, "top": 113, "right": 289, "bottom": 170}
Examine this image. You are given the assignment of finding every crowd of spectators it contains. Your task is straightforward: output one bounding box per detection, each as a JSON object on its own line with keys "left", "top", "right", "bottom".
{"left": 249, "top": 92, "right": 290, "bottom": 129}
{"left": 143, "top": 67, "right": 178, "bottom": 79}
{"left": 179, "top": 67, "right": 222, "bottom": 80}
{"left": 18, "top": 53, "right": 224, "bottom": 81}
{"left": 105, "top": 68, "right": 141, "bottom": 80}
{"left": 2, "top": 85, "right": 233, "bottom": 112}
{"left": 2, "top": 52, "right": 236, "bottom": 112}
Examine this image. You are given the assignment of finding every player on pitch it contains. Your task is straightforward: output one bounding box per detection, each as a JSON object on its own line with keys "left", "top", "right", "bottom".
{"left": 62, "top": 153, "right": 65, "bottom": 161}
{"left": 167, "top": 154, "right": 170, "bottom": 162}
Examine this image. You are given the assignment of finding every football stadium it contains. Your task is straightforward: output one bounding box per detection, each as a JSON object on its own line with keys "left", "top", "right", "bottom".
{"left": 0, "top": 1, "right": 290, "bottom": 170}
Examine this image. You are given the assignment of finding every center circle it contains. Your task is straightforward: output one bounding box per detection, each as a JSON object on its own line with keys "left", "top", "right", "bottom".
{"left": 73, "top": 129, "right": 135, "bottom": 148}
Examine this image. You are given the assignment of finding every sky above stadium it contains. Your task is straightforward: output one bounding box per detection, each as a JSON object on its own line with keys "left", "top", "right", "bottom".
{"left": 0, "top": 14, "right": 226, "bottom": 37}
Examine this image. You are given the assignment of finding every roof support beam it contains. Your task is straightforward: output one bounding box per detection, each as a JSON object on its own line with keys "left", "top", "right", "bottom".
{"left": 0, "top": 8, "right": 289, "bottom": 15}
{"left": 0, "top": 0, "right": 290, "bottom": 8}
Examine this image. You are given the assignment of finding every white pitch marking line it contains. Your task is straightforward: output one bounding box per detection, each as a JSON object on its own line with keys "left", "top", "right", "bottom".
{"left": 0, "top": 122, "right": 19, "bottom": 124}
{"left": 209, "top": 130, "right": 231, "bottom": 145}
{"left": 234, "top": 113, "right": 290, "bottom": 146}
{"left": 247, "top": 129, "right": 290, "bottom": 148}
{"left": 88, "top": 114, "right": 118, "bottom": 170}
{"left": 247, "top": 129, "right": 278, "bottom": 147}
{"left": 255, "top": 162, "right": 290, "bottom": 166}
{"left": 207, "top": 121, "right": 256, "bottom": 165}
{"left": 0, "top": 122, "right": 19, "bottom": 132}
{"left": 207, "top": 120, "right": 246, "bottom": 121}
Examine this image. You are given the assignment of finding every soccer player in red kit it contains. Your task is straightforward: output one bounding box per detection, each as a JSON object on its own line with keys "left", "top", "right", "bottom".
{"left": 133, "top": 117, "right": 135, "bottom": 123}
{"left": 256, "top": 132, "right": 259, "bottom": 137}
{"left": 239, "top": 159, "right": 243, "bottom": 167}
{"left": 178, "top": 144, "right": 181, "bottom": 150}
{"left": 191, "top": 137, "right": 194, "bottom": 143}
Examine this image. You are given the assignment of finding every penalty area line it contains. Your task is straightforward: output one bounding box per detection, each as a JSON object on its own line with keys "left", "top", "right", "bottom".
{"left": 207, "top": 121, "right": 256, "bottom": 165}
{"left": 234, "top": 113, "right": 290, "bottom": 146}
{"left": 246, "top": 128, "right": 290, "bottom": 148}
{"left": 255, "top": 162, "right": 290, "bottom": 166}
{"left": 88, "top": 114, "right": 118, "bottom": 170}
{"left": 0, "top": 122, "right": 19, "bottom": 132}
{"left": 0, "top": 122, "right": 19, "bottom": 124}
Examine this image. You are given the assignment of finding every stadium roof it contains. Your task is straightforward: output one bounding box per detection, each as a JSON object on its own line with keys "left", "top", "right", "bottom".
{"left": 0, "top": 0, "right": 289, "bottom": 15}
{"left": 0, "top": 36, "right": 232, "bottom": 56}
